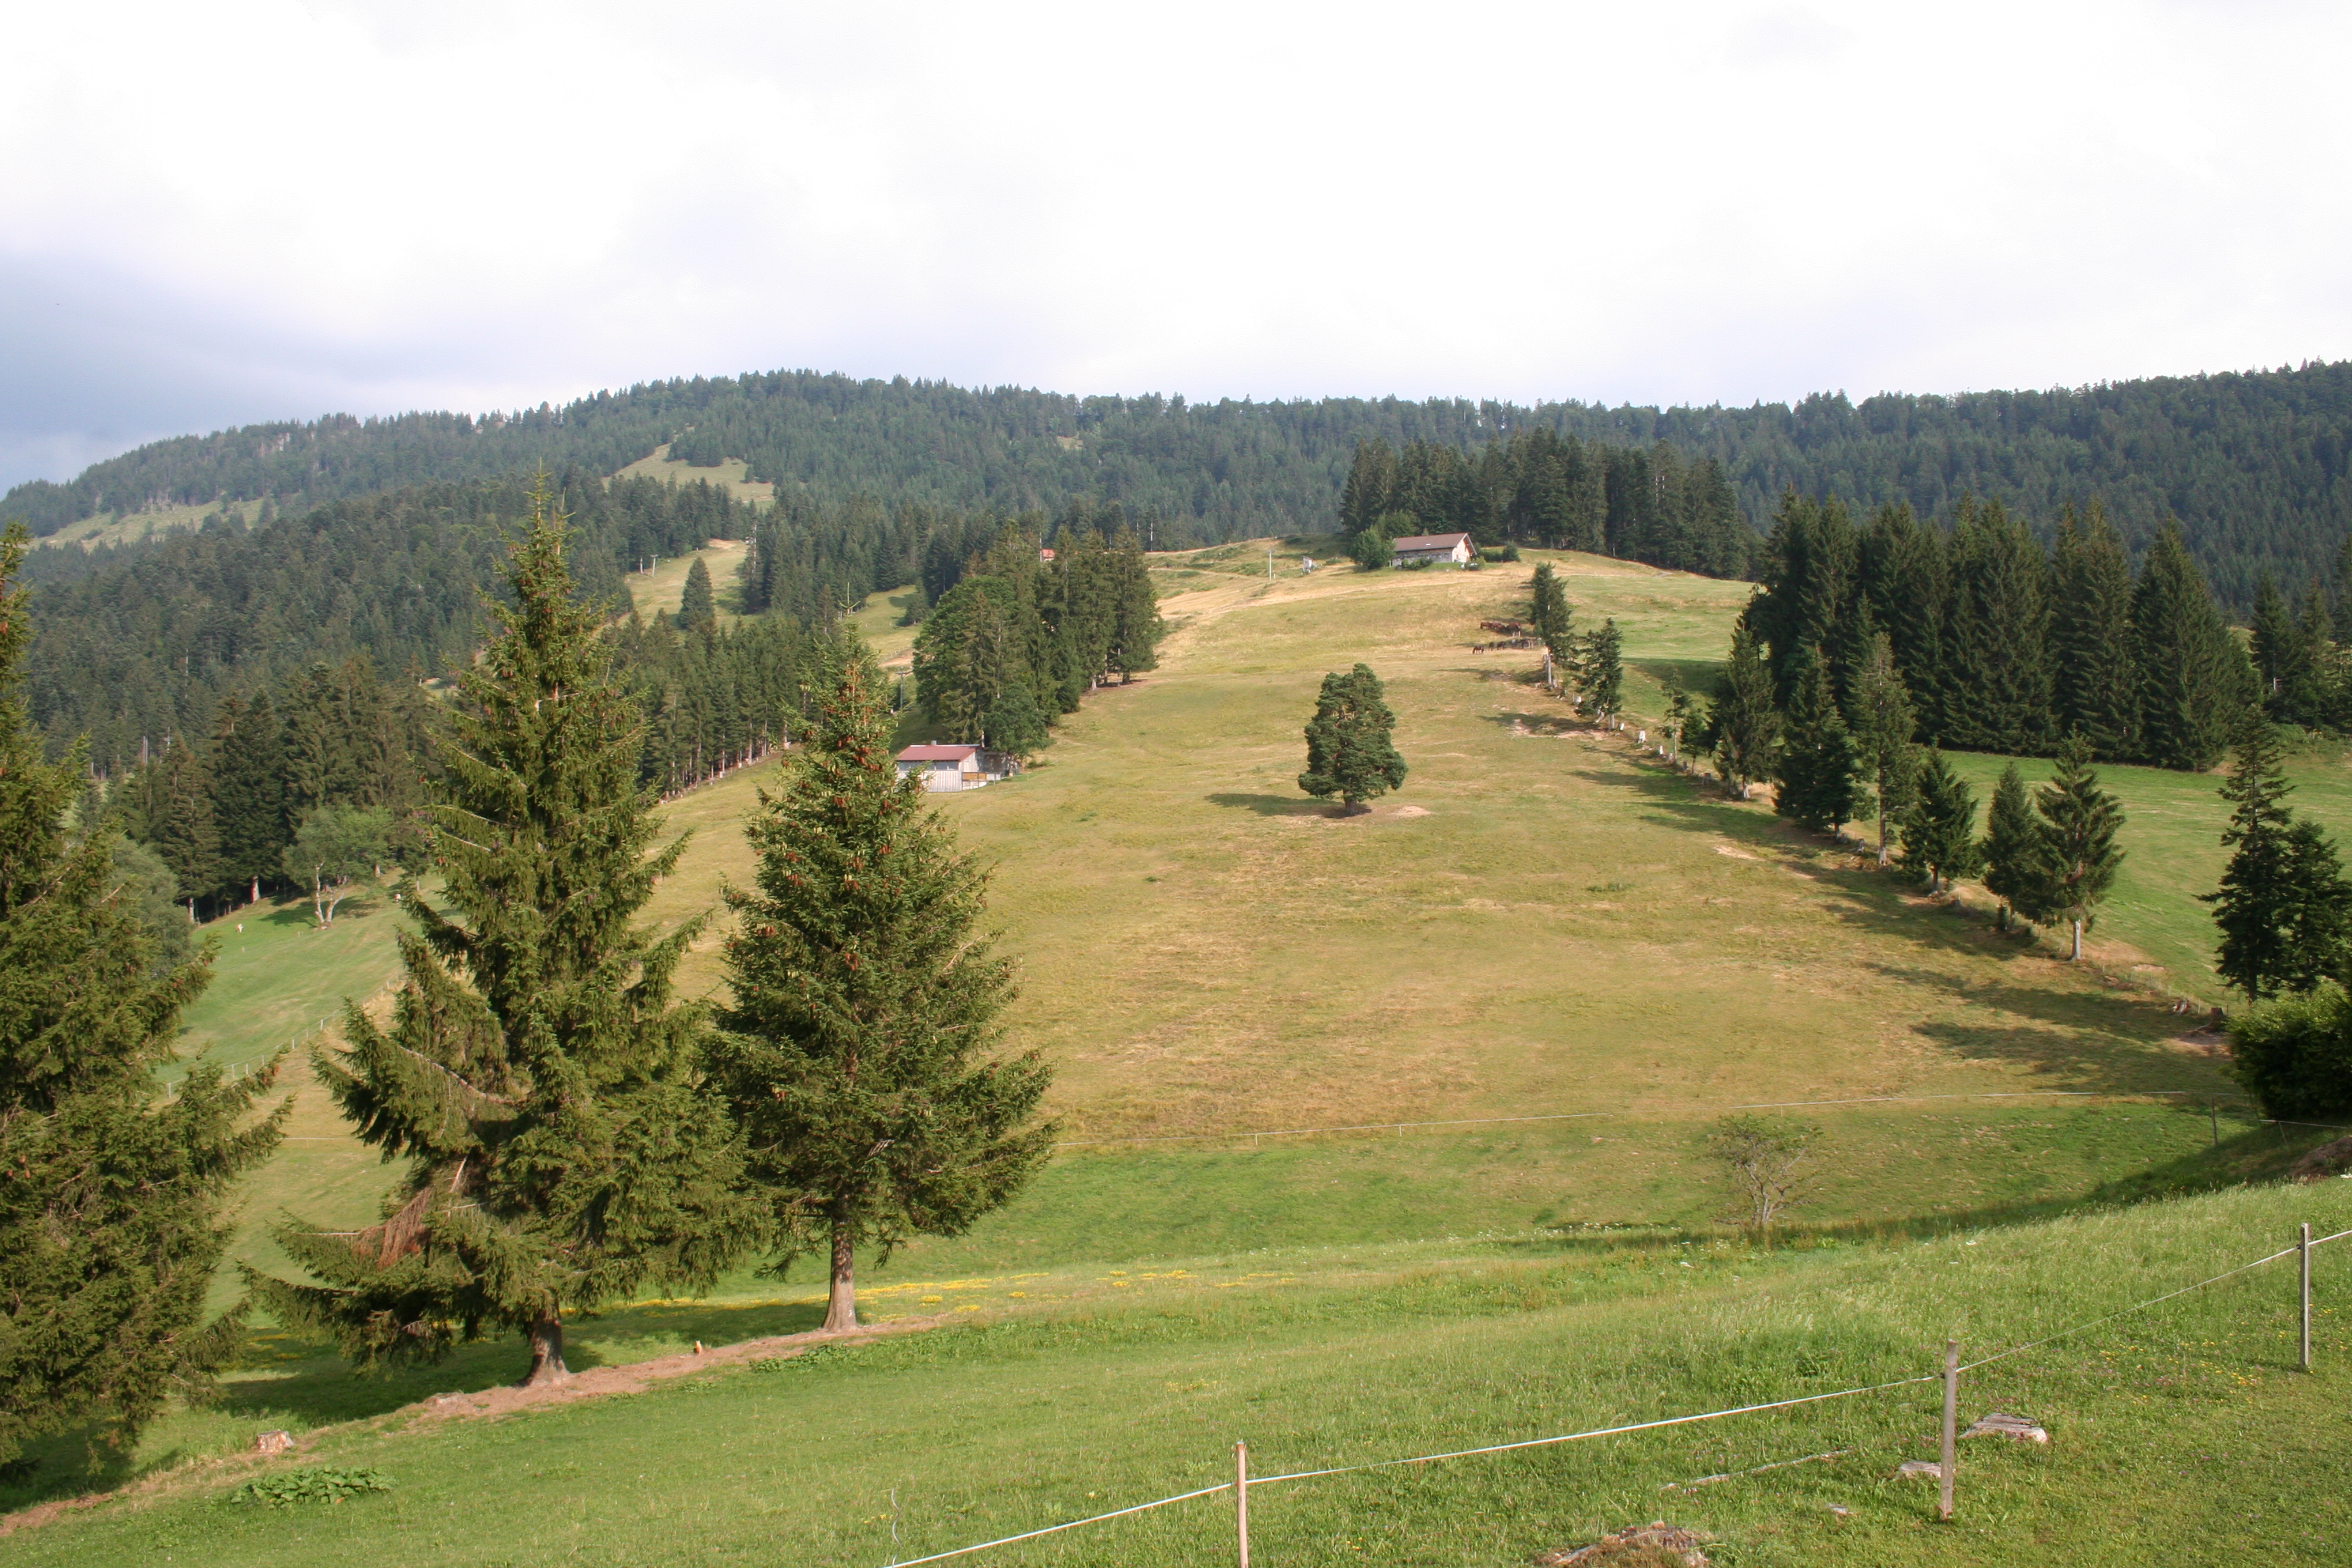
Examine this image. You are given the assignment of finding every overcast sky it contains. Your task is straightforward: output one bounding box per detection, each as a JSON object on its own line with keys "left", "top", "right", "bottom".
{"left": 4, "top": 0, "right": 2347, "bottom": 490}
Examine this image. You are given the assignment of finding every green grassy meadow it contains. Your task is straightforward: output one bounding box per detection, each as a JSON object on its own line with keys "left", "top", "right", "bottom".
{"left": 17, "top": 546, "right": 2351, "bottom": 1561}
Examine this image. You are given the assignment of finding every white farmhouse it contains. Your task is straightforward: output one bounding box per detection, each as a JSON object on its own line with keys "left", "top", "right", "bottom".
{"left": 1389, "top": 531, "right": 1475, "bottom": 567}
{"left": 894, "top": 743, "right": 1017, "bottom": 792}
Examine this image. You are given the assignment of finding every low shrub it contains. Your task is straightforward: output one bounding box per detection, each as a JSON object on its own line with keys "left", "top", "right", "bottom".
{"left": 2228, "top": 985, "right": 2352, "bottom": 1118}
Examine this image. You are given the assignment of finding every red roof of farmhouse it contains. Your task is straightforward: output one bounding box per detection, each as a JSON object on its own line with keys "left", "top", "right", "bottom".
{"left": 896, "top": 744, "right": 980, "bottom": 762}
{"left": 1390, "top": 532, "right": 1471, "bottom": 551}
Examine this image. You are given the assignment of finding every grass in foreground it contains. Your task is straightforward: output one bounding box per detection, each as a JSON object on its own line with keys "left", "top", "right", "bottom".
{"left": 10, "top": 1181, "right": 2350, "bottom": 1566}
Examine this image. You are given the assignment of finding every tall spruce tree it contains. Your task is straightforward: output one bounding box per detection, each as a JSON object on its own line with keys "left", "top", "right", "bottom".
{"left": 2206, "top": 717, "right": 2352, "bottom": 1000}
{"left": 2048, "top": 501, "right": 2140, "bottom": 760}
{"left": 1897, "top": 750, "right": 1982, "bottom": 893}
{"left": 1858, "top": 502, "right": 1948, "bottom": 740}
{"left": 2135, "top": 523, "right": 2248, "bottom": 771}
{"left": 1981, "top": 763, "right": 2048, "bottom": 931}
{"left": 1712, "top": 624, "right": 1781, "bottom": 800}
{"left": 1850, "top": 632, "right": 1918, "bottom": 866}
{"left": 1581, "top": 619, "right": 1624, "bottom": 727}
{"left": 2036, "top": 736, "right": 2127, "bottom": 961}
{"left": 1298, "top": 664, "right": 1408, "bottom": 813}
{"left": 249, "top": 484, "right": 753, "bottom": 1385}
{"left": 1773, "top": 649, "right": 1865, "bottom": 836}
{"left": 1529, "top": 563, "right": 1573, "bottom": 668}
{"left": 678, "top": 556, "right": 717, "bottom": 632}
{"left": 0, "top": 522, "right": 288, "bottom": 1471}
{"left": 1941, "top": 497, "right": 2053, "bottom": 754}
{"left": 211, "top": 691, "right": 288, "bottom": 903}
{"left": 711, "top": 649, "right": 1054, "bottom": 1332}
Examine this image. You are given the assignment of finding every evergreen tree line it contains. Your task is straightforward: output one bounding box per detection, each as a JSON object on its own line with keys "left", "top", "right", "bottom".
{"left": 610, "top": 611, "right": 815, "bottom": 796}
{"left": 1734, "top": 493, "right": 2257, "bottom": 774}
{"left": 19, "top": 471, "right": 751, "bottom": 772}
{"left": 1339, "top": 432, "right": 1753, "bottom": 578}
{"left": 16, "top": 360, "right": 2352, "bottom": 604}
{"left": 911, "top": 525, "right": 1163, "bottom": 754}
{"left": 102, "top": 657, "right": 436, "bottom": 919}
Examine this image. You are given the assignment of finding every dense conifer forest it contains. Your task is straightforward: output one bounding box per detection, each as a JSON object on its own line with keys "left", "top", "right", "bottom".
{"left": 9, "top": 360, "right": 2352, "bottom": 602}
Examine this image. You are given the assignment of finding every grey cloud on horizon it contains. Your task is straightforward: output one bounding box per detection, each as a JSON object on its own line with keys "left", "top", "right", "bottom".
{"left": 5, "top": 1, "right": 2349, "bottom": 495}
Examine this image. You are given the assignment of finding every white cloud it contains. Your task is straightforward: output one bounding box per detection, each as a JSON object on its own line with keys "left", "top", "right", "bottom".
{"left": 3, "top": 0, "right": 2347, "bottom": 485}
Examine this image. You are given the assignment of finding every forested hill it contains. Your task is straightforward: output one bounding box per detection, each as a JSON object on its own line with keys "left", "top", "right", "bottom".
{"left": 7, "top": 361, "right": 2352, "bottom": 605}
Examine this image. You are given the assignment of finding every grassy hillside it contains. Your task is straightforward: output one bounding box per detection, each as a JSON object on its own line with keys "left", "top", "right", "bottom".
{"left": 11, "top": 1183, "right": 2348, "bottom": 1566}
{"left": 22, "top": 546, "right": 2347, "bottom": 1556}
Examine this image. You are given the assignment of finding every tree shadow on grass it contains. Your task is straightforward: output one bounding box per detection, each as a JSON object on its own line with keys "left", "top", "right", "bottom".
{"left": 1568, "top": 757, "right": 2208, "bottom": 1088}
{"left": 1206, "top": 792, "right": 1331, "bottom": 817}
{"left": 210, "top": 1294, "right": 831, "bottom": 1431}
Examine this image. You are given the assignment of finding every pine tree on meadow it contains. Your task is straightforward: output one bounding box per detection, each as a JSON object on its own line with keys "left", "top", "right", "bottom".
{"left": 0, "top": 523, "right": 288, "bottom": 1473}
{"left": 1850, "top": 632, "right": 1918, "bottom": 866}
{"left": 2048, "top": 501, "right": 2140, "bottom": 761}
{"left": 1897, "top": 750, "right": 1982, "bottom": 894}
{"left": 1529, "top": 563, "right": 1574, "bottom": 667}
{"left": 1981, "top": 762, "right": 2048, "bottom": 931}
{"left": 1298, "top": 663, "right": 1408, "bottom": 813}
{"left": 249, "top": 483, "right": 754, "bottom": 1385}
{"left": 711, "top": 648, "right": 1054, "bottom": 1332}
{"left": 2205, "top": 716, "right": 2352, "bottom": 1000}
{"left": 1712, "top": 625, "right": 1781, "bottom": 801}
{"left": 1773, "top": 649, "right": 1865, "bottom": 836}
{"left": 1582, "top": 619, "right": 1624, "bottom": 727}
{"left": 679, "top": 555, "right": 718, "bottom": 632}
{"left": 2035, "top": 736, "right": 2127, "bottom": 962}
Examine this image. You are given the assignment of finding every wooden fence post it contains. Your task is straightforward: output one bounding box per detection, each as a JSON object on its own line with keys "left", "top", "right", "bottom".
{"left": 1939, "top": 1338, "right": 1959, "bottom": 1522}
{"left": 1235, "top": 1440, "right": 1250, "bottom": 1568}
{"left": 2301, "top": 1223, "right": 2313, "bottom": 1373}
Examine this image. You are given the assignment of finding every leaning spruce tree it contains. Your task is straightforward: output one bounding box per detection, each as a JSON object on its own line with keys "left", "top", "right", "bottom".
{"left": 250, "top": 483, "right": 755, "bottom": 1384}
{"left": 712, "top": 646, "right": 1055, "bottom": 1332}
{"left": 1299, "top": 663, "right": 1409, "bottom": 812}
{"left": 0, "top": 521, "right": 289, "bottom": 1469}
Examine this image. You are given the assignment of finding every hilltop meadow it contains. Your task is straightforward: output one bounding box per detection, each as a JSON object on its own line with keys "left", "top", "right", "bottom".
{"left": 12, "top": 546, "right": 2351, "bottom": 1565}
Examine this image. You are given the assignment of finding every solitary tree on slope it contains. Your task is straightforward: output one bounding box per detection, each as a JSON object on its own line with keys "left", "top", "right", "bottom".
{"left": 712, "top": 647, "right": 1054, "bottom": 1331}
{"left": 1298, "top": 664, "right": 1409, "bottom": 813}
{"left": 2036, "top": 736, "right": 2127, "bottom": 962}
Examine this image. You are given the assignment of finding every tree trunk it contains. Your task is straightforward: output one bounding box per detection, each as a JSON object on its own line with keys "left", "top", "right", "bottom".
{"left": 521, "top": 1313, "right": 569, "bottom": 1386}
{"left": 823, "top": 1213, "right": 858, "bottom": 1331}
{"left": 1878, "top": 804, "right": 1891, "bottom": 867}
{"left": 2071, "top": 918, "right": 2083, "bottom": 962}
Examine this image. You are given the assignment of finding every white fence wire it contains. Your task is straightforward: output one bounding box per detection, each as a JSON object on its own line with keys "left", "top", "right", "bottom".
{"left": 879, "top": 1222, "right": 2347, "bottom": 1567}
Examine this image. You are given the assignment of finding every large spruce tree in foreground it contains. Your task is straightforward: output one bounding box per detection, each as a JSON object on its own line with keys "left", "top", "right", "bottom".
{"left": 0, "top": 523, "right": 287, "bottom": 1470}
{"left": 250, "top": 486, "right": 752, "bottom": 1385}
{"left": 713, "top": 649, "right": 1054, "bottom": 1331}
{"left": 1299, "top": 664, "right": 1408, "bottom": 812}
